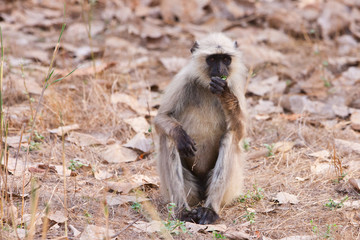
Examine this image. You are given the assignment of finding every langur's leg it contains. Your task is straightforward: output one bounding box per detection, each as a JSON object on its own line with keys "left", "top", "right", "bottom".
{"left": 158, "top": 135, "right": 200, "bottom": 213}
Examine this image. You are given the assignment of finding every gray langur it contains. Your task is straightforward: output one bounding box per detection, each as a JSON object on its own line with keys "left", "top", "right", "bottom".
{"left": 154, "top": 33, "right": 247, "bottom": 224}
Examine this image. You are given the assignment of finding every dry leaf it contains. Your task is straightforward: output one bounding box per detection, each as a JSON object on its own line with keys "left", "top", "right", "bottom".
{"left": 94, "top": 169, "right": 113, "bottom": 180}
{"left": 111, "top": 92, "right": 138, "bottom": 106}
{"left": 124, "top": 117, "right": 149, "bottom": 133}
{"left": 13, "top": 77, "right": 43, "bottom": 95}
{"left": 23, "top": 49, "right": 49, "bottom": 64}
{"left": 66, "top": 132, "right": 104, "bottom": 147}
{"left": 64, "top": 60, "right": 115, "bottom": 77}
{"left": 349, "top": 178, "right": 360, "bottom": 193}
{"left": 160, "top": 57, "right": 187, "bottom": 73}
{"left": 160, "top": 0, "right": 208, "bottom": 24}
{"left": 69, "top": 224, "right": 81, "bottom": 237}
{"left": 282, "top": 95, "right": 335, "bottom": 118}
{"left": 240, "top": 44, "right": 286, "bottom": 67}
{"left": 254, "top": 100, "right": 283, "bottom": 115}
{"left": 273, "top": 192, "right": 299, "bottom": 204}
{"left": 110, "top": 93, "right": 148, "bottom": 115}
{"left": 332, "top": 105, "right": 349, "bottom": 118}
{"left": 5, "top": 204, "right": 18, "bottom": 222}
{"left": 123, "top": 133, "right": 153, "bottom": 153}
{"left": 343, "top": 200, "right": 360, "bottom": 209}
{"left": 279, "top": 236, "right": 316, "bottom": 240}
{"left": 15, "top": 213, "right": 43, "bottom": 226}
{"left": 310, "top": 162, "right": 335, "bottom": 175}
{"left": 132, "top": 220, "right": 163, "bottom": 233}
{"left": 274, "top": 142, "right": 295, "bottom": 153}
{"left": 4, "top": 135, "right": 29, "bottom": 148}
{"left": 48, "top": 124, "right": 80, "bottom": 136}
{"left": 268, "top": 9, "right": 308, "bottom": 36}
{"left": 224, "top": 229, "right": 250, "bottom": 240}
{"left": 54, "top": 165, "right": 71, "bottom": 177}
{"left": 308, "top": 150, "right": 330, "bottom": 159}
{"left": 3, "top": 157, "right": 28, "bottom": 176}
{"left": 298, "top": 70, "right": 330, "bottom": 99}
{"left": 317, "top": 1, "right": 350, "bottom": 40}
{"left": 106, "top": 175, "right": 159, "bottom": 194}
{"left": 185, "top": 222, "right": 227, "bottom": 234}
{"left": 101, "top": 144, "right": 138, "bottom": 163}
{"left": 80, "top": 225, "right": 115, "bottom": 240}
{"left": 106, "top": 195, "right": 148, "bottom": 207}
{"left": 65, "top": 21, "right": 105, "bottom": 41}
{"left": 350, "top": 112, "right": 360, "bottom": 130}
{"left": 335, "top": 139, "right": 360, "bottom": 155}
{"left": 47, "top": 210, "right": 68, "bottom": 223}
{"left": 248, "top": 76, "right": 285, "bottom": 96}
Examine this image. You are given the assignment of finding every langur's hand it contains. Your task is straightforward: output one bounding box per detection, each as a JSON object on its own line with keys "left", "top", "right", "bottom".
{"left": 210, "top": 76, "right": 228, "bottom": 95}
{"left": 173, "top": 126, "right": 197, "bottom": 158}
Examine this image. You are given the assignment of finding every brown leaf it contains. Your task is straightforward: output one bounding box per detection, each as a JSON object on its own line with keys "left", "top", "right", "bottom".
{"left": 273, "top": 192, "right": 299, "bottom": 204}
{"left": 240, "top": 44, "right": 286, "bottom": 68}
{"left": 317, "top": 1, "right": 350, "bottom": 40}
{"left": 253, "top": 100, "right": 283, "bottom": 115}
{"left": 54, "top": 165, "right": 71, "bottom": 177}
{"left": 4, "top": 135, "right": 29, "bottom": 148}
{"left": 48, "top": 124, "right": 80, "bottom": 136}
{"left": 132, "top": 220, "right": 164, "bottom": 233}
{"left": 123, "top": 133, "right": 153, "bottom": 153}
{"left": 224, "top": 229, "right": 250, "bottom": 240}
{"left": 23, "top": 49, "right": 49, "bottom": 64}
{"left": 160, "top": 0, "right": 209, "bottom": 24}
{"left": 298, "top": 70, "right": 330, "bottom": 99}
{"left": 28, "top": 167, "right": 45, "bottom": 173}
{"left": 308, "top": 150, "right": 330, "bottom": 160}
{"left": 274, "top": 142, "right": 295, "bottom": 153}
{"left": 80, "top": 225, "right": 115, "bottom": 240}
{"left": 47, "top": 211, "right": 68, "bottom": 224}
{"left": 311, "top": 162, "right": 336, "bottom": 175}
{"left": 350, "top": 112, "right": 360, "bottom": 131}
{"left": 267, "top": 9, "right": 308, "bottom": 37}
{"left": 160, "top": 57, "right": 187, "bottom": 73}
{"left": 66, "top": 132, "right": 105, "bottom": 147}
{"left": 94, "top": 169, "right": 113, "bottom": 180}
{"left": 101, "top": 144, "right": 138, "bottom": 163}
{"left": 4, "top": 157, "right": 29, "bottom": 176}
{"left": 124, "top": 117, "right": 150, "bottom": 133}
{"left": 106, "top": 195, "right": 148, "bottom": 207}
{"left": 63, "top": 61, "right": 116, "bottom": 77}
{"left": 186, "top": 222, "right": 227, "bottom": 234}
{"left": 335, "top": 139, "right": 360, "bottom": 155}
{"left": 349, "top": 178, "right": 360, "bottom": 193}
{"left": 106, "top": 175, "right": 159, "bottom": 194}
{"left": 247, "top": 75, "right": 284, "bottom": 96}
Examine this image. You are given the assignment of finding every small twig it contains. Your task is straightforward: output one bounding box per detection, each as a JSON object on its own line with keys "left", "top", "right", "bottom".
{"left": 110, "top": 216, "right": 142, "bottom": 238}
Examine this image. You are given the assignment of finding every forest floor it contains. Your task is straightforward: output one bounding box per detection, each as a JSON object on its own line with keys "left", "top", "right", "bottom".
{"left": 1, "top": 0, "right": 360, "bottom": 239}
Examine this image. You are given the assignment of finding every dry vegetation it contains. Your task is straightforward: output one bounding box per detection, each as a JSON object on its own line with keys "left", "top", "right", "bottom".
{"left": 1, "top": 0, "right": 360, "bottom": 239}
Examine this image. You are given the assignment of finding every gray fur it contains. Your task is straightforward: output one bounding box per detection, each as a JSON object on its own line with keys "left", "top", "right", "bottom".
{"left": 154, "top": 33, "right": 247, "bottom": 216}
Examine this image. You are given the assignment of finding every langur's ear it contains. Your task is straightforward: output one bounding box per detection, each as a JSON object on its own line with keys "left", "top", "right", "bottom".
{"left": 190, "top": 41, "right": 199, "bottom": 54}
{"left": 234, "top": 41, "right": 238, "bottom": 48}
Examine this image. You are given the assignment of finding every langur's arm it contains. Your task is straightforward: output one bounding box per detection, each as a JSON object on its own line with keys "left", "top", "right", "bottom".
{"left": 210, "top": 77, "right": 245, "bottom": 141}
{"left": 154, "top": 78, "right": 197, "bottom": 157}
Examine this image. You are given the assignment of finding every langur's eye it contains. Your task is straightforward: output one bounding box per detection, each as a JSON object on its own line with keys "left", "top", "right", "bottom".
{"left": 210, "top": 57, "right": 215, "bottom": 62}
{"left": 223, "top": 57, "right": 231, "bottom": 65}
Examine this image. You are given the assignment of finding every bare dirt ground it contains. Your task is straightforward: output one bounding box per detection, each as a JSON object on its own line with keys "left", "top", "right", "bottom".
{"left": 1, "top": 0, "right": 360, "bottom": 239}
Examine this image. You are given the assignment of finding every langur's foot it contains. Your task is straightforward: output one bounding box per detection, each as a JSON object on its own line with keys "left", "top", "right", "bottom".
{"left": 179, "top": 207, "right": 219, "bottom": 225}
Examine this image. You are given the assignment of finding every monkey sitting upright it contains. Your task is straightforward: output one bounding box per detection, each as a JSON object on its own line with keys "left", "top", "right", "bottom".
{"left": 154, "top": 33, "right": 247, "bottom": 224}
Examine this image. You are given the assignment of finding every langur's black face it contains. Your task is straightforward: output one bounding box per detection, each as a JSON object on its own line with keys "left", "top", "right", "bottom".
{"left": 206, "top": 54, "right": 232, "bottom": 78}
